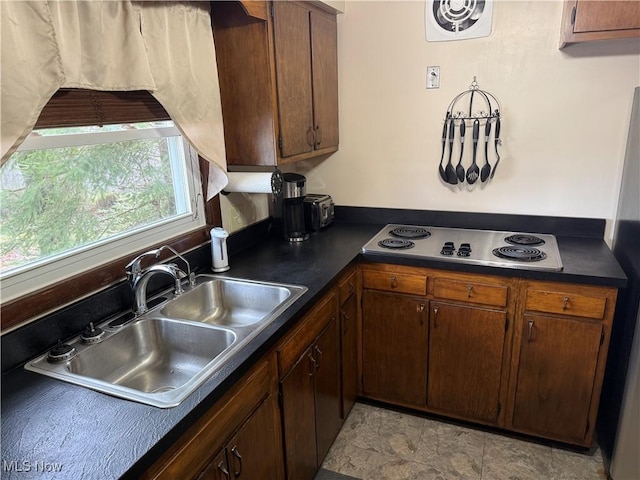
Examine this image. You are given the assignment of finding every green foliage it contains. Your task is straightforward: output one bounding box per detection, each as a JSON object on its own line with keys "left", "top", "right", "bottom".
{"left": 0, "top": 136, "right": 178, "bottom": 270}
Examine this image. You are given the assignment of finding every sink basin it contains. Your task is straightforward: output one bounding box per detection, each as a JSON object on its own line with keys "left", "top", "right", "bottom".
{"left": 26, "top": 318, "right": 237, "bottom": 408}
{"left": 25, "top": 276, "right": 307, "bottom": 408}
{"left": 160, "top": 276, "right": 305, "bottom": 327}
{"left": 67, "top": 318, "right": 236, "bottom": 394}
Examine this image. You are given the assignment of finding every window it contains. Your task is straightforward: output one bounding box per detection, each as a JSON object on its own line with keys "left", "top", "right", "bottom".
{"left": 0, "top": 121, "right": 205, "bottom": 302}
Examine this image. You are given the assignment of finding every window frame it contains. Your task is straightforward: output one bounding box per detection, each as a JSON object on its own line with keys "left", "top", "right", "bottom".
{"left": 0, "top": 90, "right": 222, "bottom": 333}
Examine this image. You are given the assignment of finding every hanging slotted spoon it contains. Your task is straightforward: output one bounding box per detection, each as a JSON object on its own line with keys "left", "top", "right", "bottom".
{"left": 466, "top": 119, "right": 480, "bottom": 184}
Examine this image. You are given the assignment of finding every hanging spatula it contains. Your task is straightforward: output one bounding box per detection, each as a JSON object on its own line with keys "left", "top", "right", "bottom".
{"left": 438, "top": 113, "right": 450, "bottom": 182}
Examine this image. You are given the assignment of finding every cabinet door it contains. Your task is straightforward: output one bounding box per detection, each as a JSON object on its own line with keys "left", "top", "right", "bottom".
{"left": 427, "top": 302, "right": 507, "bottom": 424}
{"left": 573, "top": 1, "right": 640, "bottom": 33}
{"left": 225, "top": 395, "right": 283, "bottom": 480}
{"left": 340, "top": 292, "right": 358, "bottom": 419}
{"left": 310, "top": 11, "right": 339, "bottom": 151}
{"left": 281, "top": 346, "right": 318, "bottom": 480}
{"left": 362, "top": 290, "right": 428, "bottom": 406}
{"left": 196, "top": 450, "right": 229, "bottom": 480}
{"left": 314, "top": 316, "right": 342, "bottom": 464}
{"left": 273, "top": 1, "right": 314, "bottom": 157}
{"left": 512, "top": 314, "right": 603, "bottom": 444}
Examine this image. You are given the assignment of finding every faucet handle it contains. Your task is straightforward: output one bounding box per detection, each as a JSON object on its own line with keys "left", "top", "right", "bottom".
{"left": 125, "top": 249, "right": 162, "bottom": 281}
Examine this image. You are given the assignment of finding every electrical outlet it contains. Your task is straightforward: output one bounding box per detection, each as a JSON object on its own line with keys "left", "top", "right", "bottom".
{"left": 426, "top": 66, "right": 440, "bottom": 89}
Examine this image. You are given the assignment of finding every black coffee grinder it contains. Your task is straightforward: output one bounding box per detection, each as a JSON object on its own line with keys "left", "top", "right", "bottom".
{"left": 273, "top": 172, "right": 308, "bottom": 242}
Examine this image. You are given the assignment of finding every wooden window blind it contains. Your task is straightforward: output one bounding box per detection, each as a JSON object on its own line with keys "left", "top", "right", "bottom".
{"left": 35, "top": 89, "right": 170, "bottom": 129}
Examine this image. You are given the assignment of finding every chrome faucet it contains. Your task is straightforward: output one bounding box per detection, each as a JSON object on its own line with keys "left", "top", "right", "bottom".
{"left": 125, "top": 246, "right": 195, "bottom": 315}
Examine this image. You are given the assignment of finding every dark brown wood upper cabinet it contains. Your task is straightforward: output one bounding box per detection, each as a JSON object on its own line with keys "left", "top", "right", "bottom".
{"left": 560, "top": 0, "right": 640, "bottom": 48}
{"left": 273, "top": 1, "right": 339, "bottom": 159}
{"left": 212, "top": 0, "right": 339, "bottom": 170}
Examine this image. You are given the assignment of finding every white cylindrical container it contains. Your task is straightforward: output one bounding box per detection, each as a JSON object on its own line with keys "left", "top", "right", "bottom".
{"left": 211, "top": 227, "right": 230, "bottom": 272}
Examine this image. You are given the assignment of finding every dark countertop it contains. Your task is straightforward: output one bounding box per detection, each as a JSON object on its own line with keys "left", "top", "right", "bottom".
{"left": 0, "top": 220, "right": 626, "bottom": 479}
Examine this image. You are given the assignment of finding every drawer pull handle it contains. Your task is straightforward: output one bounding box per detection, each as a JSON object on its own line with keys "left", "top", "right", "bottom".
{"left": 231, "top": 446, "right": 242, "bottom": 477}
{"left": 314, "top": 345, "right": 323, "bottom": 370}
{"left": 528, "top": 319, "right": 534, "bottom": 341}
{"left": 308, "top": 352, "right": 317, "bottom": 376}
{"left": 218, "top": 461, "right": 230, "bottom": 479}
{"left": 433, "top": 306, "right": 439, "bottom": 328}
{"left": 307, "top": 126, "right": 315, "bottom": 147}
{"left": 391, "top": 275, "right": 397, "bottom": 288}
{"left": 467, "top": 285, "right": 473, "bottom": 298}
{"left": 563, "top": 296, "right": 570, "bottom": 309}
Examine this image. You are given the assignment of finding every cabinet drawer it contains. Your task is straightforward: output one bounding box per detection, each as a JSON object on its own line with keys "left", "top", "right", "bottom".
{"left": 362, "top": 270, "right": 426, "bottom": 295}
{"left": 338, "top": 269, "right": 357, "bottom": 305}
{"left": 433, "top": 278, "right": 508, "bottom": 307}
{"left": 525, "top": 289, "right": 607, "bottom": 320}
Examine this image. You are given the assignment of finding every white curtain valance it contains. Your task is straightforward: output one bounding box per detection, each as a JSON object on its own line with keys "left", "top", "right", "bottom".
{"left": 0, "top": 0, "right": 228, "bottom": 199}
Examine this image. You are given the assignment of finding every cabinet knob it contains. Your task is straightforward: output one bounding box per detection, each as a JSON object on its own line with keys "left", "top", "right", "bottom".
{"left": 391, "top": 275, "right": 397, "bottom": 288}
{"left": 527, "top": 319, "right": 535, "bottom": 342}
{"left": 433, "top": 306, "right": 439, "bottom": 328}
{"left": 563, "top": 296, "right": 570, "bottom": 309}
{"left": 467, "top": 285, "right": 473, "bottom": 298}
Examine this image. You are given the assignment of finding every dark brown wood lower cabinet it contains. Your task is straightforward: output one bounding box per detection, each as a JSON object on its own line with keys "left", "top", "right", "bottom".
{"left": 280, "top": 317, "right": 341, "bottom": 480}
{"left": 281, "top": 345, "right": 317, "bottom": 480}
{"left": 197, "top": 395, "right": 283, "bottom": 480}
{"left": 361, "top": 290, "right": 428, "bottom": 407}
{"left": 340, "top": 291, "right": 358, "bottom": 419}
{"left": 511, "top": 314, "right": 603, "bottom": 444}
{"left": 427, "top": 302, "right": 508, "bottom": 424}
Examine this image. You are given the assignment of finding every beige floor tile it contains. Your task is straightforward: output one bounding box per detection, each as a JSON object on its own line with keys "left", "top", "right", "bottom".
{"left": 481, "top": 432, "right": 554, "bottom": 480}
{"left": 322, "top": 403, "right": 608, "bottom": 480}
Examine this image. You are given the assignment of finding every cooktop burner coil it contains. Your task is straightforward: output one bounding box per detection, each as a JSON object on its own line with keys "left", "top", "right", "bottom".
{"left": 492, "top": 246, "right": 547, "bottom": 262}
{"left": 504, "top": 234, "right": 545, "bottom": 246}
{"left": 389, "top": 226, "right": 431, "bottom": 239}
{"left": 378, "top": 238, "right": 415, "bottom": 250}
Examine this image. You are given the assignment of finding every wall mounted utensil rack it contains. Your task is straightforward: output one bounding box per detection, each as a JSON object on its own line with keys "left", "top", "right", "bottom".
{"left": 438, "top": 77, "right": 503, "bottom": 186}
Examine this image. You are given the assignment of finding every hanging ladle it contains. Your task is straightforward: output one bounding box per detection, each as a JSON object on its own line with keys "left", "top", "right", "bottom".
{"left": 466, "top": 119, "right": 480, "bottom": 184}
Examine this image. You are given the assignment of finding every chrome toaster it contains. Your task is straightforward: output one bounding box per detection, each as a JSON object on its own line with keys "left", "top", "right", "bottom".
{"left": 303, "top": 194, "right": 335, "bottom": 231}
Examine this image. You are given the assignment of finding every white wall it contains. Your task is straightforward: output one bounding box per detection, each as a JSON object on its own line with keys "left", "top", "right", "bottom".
{"left": 297, "top": 0, "right": 640, "bottom": 243}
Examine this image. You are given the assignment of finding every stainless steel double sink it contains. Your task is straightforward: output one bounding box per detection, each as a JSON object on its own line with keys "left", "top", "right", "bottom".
{"left": 25, "top": 276, "right": 307, "bottom": 408}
